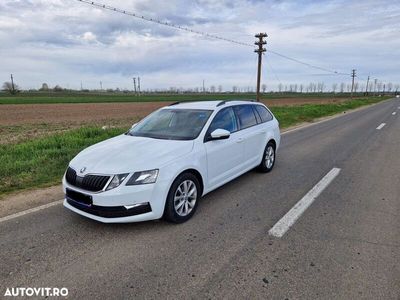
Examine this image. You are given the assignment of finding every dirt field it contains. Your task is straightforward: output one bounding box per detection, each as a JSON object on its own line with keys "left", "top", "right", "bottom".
{"left": 0, "top": 97, "right": 345, "bottom": 126}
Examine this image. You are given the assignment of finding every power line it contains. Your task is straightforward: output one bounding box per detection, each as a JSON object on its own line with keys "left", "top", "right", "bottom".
{"left": 75, "top": 0, "right": 350, "bottom": 77}
{"left": 267, "top": 50, "right": 349, "bottom": 75}
{"left": 75, "top": 0, "right": 251, "bottom": 47}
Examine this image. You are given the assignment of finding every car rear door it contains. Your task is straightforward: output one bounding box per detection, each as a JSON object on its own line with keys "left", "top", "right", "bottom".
{"left": 233, "top": 104, "right": 265, "bottom": 168}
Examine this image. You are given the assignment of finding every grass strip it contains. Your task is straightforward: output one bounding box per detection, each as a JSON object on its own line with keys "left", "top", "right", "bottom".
{"left": 271, "top": 97, "right": 388, "bottom": 128}
{"left": 0, "top": 127, "right": 125, "bottom": 197}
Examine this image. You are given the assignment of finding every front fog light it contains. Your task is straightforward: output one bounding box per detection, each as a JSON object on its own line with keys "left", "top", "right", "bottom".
{"left": 126, "top": 169, "right": 159, "bottom": 185}
{"left": 106, "top": 173, "right": 129, "bottom": 191}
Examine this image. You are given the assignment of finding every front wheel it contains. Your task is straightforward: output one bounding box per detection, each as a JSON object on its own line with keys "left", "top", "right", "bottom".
{"left": 164, "top": 173, "right": 201, "bottom": 223}
{"left": 258, "top": 142, "right": 276, "bottom": 173}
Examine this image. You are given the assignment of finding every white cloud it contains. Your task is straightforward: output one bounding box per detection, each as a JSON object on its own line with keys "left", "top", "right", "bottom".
{"left": 81, "top": 31, "right": 98, "bottom": 43}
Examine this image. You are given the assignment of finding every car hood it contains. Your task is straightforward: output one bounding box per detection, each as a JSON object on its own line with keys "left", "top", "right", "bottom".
{"left": 69, "top": 134, "right": 194, "bottom": 175}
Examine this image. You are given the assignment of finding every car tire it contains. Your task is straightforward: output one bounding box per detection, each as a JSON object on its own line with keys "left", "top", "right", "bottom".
{"left": 164, "top": 172, "right": 201, "bottom": 223}
{"left": 258, "top": 141, "right": 276, "bottom": 173}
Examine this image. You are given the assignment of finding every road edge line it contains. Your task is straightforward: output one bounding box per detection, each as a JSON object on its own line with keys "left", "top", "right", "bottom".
{"left": 0, "top": 200, "right": 63, "bottom": 223}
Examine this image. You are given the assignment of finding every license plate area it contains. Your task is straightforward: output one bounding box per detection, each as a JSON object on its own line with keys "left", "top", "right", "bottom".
{"left": 66, "top": 188, "right": 93, "bottom": 206}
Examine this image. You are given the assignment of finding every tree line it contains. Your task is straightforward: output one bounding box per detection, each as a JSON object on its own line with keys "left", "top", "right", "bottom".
{"left": 2, "top": 81, "right": 400, "bottom": 95}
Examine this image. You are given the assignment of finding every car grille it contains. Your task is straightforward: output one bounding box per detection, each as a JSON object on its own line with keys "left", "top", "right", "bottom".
{"left": 65, "top": 167, "right": 110, "bottom": 192}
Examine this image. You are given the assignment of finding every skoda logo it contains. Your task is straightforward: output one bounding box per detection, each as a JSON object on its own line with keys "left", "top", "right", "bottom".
{"left": 80, "top": 167, "right": 86, "bottom": 174}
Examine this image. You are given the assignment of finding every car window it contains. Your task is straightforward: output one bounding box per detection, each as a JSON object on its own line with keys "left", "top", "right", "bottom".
{"left": 129, "top": 109, "right": 212, "bottom": 140}
{"left": 208, "top": 107, "right": 238, "bottom": 134}
{"left": 234, "top": 105, "right": 258, "bottom": 129}
{"left": 252, "top": 105, "right": 262, "bottom": 123}
{"left": 254, "top": 105, "right": 273, "bottom": 122}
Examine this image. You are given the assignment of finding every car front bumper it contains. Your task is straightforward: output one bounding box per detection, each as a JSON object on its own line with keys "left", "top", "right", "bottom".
{"left": 62, "top": 176, "right": 170, "bottom": 223}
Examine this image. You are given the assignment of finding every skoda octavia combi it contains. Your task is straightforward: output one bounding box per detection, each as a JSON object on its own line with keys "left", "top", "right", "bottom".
{"left": 63, "top": 100, "right": 281, "bottom": 223}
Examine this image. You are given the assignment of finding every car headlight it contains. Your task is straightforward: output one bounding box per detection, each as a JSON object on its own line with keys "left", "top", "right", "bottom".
{"left": 106, "top": 173, "right": 129, "bottom": 191}
{"left": 126, "top": 169, "right": 159, "bottom": 185}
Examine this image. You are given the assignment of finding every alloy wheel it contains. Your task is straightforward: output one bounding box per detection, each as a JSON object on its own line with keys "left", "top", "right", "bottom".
{"left": 174, "top": 180, "right": 197, "bottom": 216}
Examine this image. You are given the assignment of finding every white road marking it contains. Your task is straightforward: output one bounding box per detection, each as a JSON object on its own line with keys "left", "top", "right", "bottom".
{"left": 0, "top": 200, "right": 63, "bottom": 224}
{"left": 376, "top": 123, "right": 386, "bottom": 130}
{"left": 269, "top": 168, "right": 341, "bottom": 238}
{"left": 392, "top": 112, "right": 396, "bottom": 115}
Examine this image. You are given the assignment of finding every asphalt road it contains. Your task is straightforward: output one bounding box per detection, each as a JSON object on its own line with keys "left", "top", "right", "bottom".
{"left": 1, "top": 98, "right": 399, "bottom": 299}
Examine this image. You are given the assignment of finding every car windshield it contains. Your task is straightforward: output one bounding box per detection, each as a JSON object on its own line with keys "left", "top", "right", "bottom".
{"left": 128, "top": 108, "right": 213, "bottom": 140}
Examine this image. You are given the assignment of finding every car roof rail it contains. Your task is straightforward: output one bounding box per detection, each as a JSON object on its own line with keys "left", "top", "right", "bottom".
{"left": 169, "top": 101, "right": 180, "bottom": 106}
{"left": 216, "top": 101, "right": 226, "bottom": 107}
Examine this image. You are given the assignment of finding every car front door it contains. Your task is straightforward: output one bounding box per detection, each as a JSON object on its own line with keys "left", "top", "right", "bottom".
{"left": 204, "top": 107, "right": 245, "bottom": 189}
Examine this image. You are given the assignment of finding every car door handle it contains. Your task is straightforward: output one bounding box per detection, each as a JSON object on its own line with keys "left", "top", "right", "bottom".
{"left": 236, "top": 138, "right": 244, "bottom": 143}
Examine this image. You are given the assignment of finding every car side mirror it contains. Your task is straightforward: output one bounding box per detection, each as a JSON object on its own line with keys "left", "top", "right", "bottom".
{"left": 210, "top": 129, "right": 230, "bottom": 140}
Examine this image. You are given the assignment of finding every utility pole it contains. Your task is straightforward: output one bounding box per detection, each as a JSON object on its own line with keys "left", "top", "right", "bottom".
{"left": 365, "top": 76, "right": 370, "bottom": 96}
{"left": 383, "top": 83, "right": 386, "bottom": 95}
{"left": 202, "top": 80, "right": 205, "bottom": 93}
{"left": 374, "top": 79, "right": 378, "bottom": 96}
{"left": 100, "top": 81, "right": 103, "bottom": 91}
{"left": 254, "top": 33, "right": 267, "bottom": 102}
{"left": 133, "top": 78, "right": 137, "bottom": 95}
{"left": 10, "top": 74, "right": 15, "bottom": 94}
{"left": 350, "top": 69, "right": 356, "bottom": 99}
{"left": 138, "top": 77, "right": 141, "bottom": 96}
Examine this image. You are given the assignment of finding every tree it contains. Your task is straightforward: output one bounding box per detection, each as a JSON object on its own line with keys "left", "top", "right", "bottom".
{"left": 210, "top": 85, "right": 216, "bottom": 93}
{"left": 317, "top": 82, "right": 325, "bottom": 93}
{"left": 232, "top": 86, "right": 238, "bottom": 93}
{"left": 299, "top": 84, "right": 304, "bottom": 93}
{"left": 369, "top": 83, "right": 373, "bottom": 93}
{"left": 354, "top": 82, "right": 359, "bottom": 92}
{"left": 261, "top": 83, "right": 267, "bottom": 93}
{"left": 278, "top": 83, "right": 283, "bottom": 93}
{"left": 39, "top": 83, "right": 49, "bottom": 91}
{"left": 54, "top": 85, "right": 63, "bottom": 92}
{"left": 340, "top": 82, "right": 345, "bottom": 93}
{"left": 332, "top": 83, "right": 338, "bottom": 93}
{"left": 2, "top": 82, "right": 19, "bottom": 94}
{"left": 218, "top": 85, "right": 223, "bottom": 93}
{"left": 377, "top": 82, "right": 383, "bottom": 93}
{"left": 387, "top": 82, "right": 393, "bottom": 92}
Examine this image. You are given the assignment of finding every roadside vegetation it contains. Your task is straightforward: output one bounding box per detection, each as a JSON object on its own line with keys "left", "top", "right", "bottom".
{"left": 0, "top": 96, "right": 390, "bottom": 198}
{"left": 272, "top": 96, "right": 389, "bottom": 128}
{"left": 0, "top": 127, "right": 125, "bottom": 196}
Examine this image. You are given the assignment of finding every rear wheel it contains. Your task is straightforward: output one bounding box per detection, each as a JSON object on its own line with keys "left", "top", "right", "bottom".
{"left": 164, "top": 173, "right": 200, "bottom": 223}
{"left": 258, "top": 142, "right": 276, "bottom": 173}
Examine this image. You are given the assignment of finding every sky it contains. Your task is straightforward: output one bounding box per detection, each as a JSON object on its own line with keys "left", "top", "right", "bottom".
{"left": 0, "top": 0, "right": 399, "bottom": 91}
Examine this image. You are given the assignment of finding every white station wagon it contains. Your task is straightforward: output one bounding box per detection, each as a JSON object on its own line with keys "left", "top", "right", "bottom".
{"left": 63, "top": 100, "right": 281, "bottom": 223}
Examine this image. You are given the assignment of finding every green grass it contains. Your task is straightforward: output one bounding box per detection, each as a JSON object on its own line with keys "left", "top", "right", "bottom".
{"left": 0, "top": 127, "right": 125, "bottom": 196}
{"left": 0, "top": 96, "right": 389, "bottom": 197}
{"left": 270, "top": 97, "right": 389, "bottom": 128}
{"left": 0, "top": 91, "right": 353, "bottom": 105}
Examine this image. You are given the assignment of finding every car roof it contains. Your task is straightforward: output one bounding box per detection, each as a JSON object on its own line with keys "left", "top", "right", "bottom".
{"left": 162, "top": 100, "right": 261, "bottom": 110}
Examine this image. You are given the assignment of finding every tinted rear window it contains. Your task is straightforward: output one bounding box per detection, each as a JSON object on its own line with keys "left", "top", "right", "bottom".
{"left": 234, "top": 105, "right": 258, "bottom": 129}
{"left": 254, "top": 105, "right": 273, "bottom": 122}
